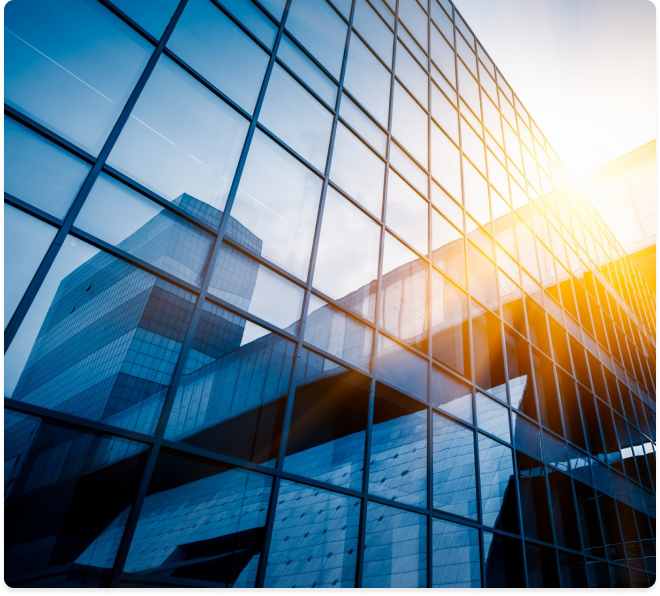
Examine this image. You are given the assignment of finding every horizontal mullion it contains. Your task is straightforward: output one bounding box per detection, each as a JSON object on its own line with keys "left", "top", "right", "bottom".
{"left": 274, "top": 56, "right": 336, "bottom": 111}
{"left": 206, "top": 0, "right": 275, "bottom": 55}
{"left": 100, "top": 165, "right": 220, "bottom": 236}
{"left": 340, "top": 87, "right": 390, "bottom": 136}
{"left": 4, "top": 193, "right": 64, "bottom": 228}
{"left": 300, "top": 340, "right": 374, "bottom": 378}
{"left": 97, "top": 0, "right": 159, "bottom": 46}
{"left": 4, "top": 398, "right": 157, "bottom": 445}
{"left": 69, "top": 227, "right": 202, "bottom": 295}
{"left": 308, "top": 285, "right": 377, "bottom": 329}
{"left": 4, "top": 105, "right": 96, "bottom": 165}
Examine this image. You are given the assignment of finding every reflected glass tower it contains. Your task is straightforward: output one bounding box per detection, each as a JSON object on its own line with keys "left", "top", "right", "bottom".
{"left": 4, "top": 0, "right": 656, "bottom": 588}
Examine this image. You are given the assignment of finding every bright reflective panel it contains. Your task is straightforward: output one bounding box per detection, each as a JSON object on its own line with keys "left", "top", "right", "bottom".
{"left": 313, "top": 187, "right": 380, "bottom": 320}
{"left": 229, "top": 130, "right": 322, "bottom": 280}
{"left": 386, "top": 170, "right": 429, "bottom": 255}
{"left": 432, "top": 518, "right": 481, "bottom": 587}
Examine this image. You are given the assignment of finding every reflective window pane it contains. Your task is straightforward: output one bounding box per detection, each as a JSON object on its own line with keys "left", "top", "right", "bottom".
{"left": 168, "top": 0, "right": 269, "bottom": 113}
{"left": 432, "top": 518, "right": 481, "bottom": 587}
{"left": 6, "top": 236, "right": 196, "bottom": 435}
{"left": 476, "top": 392, "right": 510, "bottom": 442}
{"left": 433, "top": 413, "right": 478, "bottom": 519}
{"left": 260, "top": 64, "right": 333, "bottom": 171}
{"left": 286, "top": 0, "right": 348, "bottom": 78}
{"left": 376, "top": 334, "right": 428, "bottom": 400}
{"left": 209, "top": 243, "right": 304, "bottom": 333}
{"left": 217, "top": 0, "right": 278, "bottom": 47}
{"left": 483, "top": 532, "right": 525, "bottom": 587}
{"left": 363, "top": 502, "right": 427, "bottom": 587}
{"left": 431, "top": 365, "right": 473, "bottom": 423}
{"left": 5, "top": 0, "right": 151, "bottom": 155}
{"left": 431, "top": 270, "right": 470, "bottom": 376}
{"left": 478, "top": 434, "right": 518, "bottom": 532}
{"left": 339, "top": 95, "right": 388, "bottom": 156}
{"left": 313, "top": 188, "right": 380, "bottom": 320}
{"left": 284, "top": 349, "right": 369, "bottom": 490}
{"left": 472, "top": 307, "right": 506, "bottom": 394}
{"left": 5, "top": 116, "right": 91, "bottom": 219}
{"left": 108, "top": 57, "right": 249, "bottom": 212}
{"left": 4, "top": 205, "right": 57, "bottom": 327}
{"left": 121, "top": 451, "right": 272, "bottom": 587}
{"left": 369, "top": 383, "right": 428, "bottom": 506}
{"left": 431, "top": 124, "right": 462, "bottom": 200}
{"left": 330, "top": 123, "right": 386, "bottom": 217}
{"left": 354, "top": 0, "right": 394, "bottom": 65}
{"left": 305, "top": 295, "right": 373, "bottom": 371}
{"left": 5, "top": 411, "right": 148, "bottom": 587}
{"left": 265, "top": 481, "right": 360, "bottom": 587}
{"left": 392, "top": 83, "right": 428, "bottom": 168}
{"left": 111, "top": 0, "right": 179, "bottom": 39}
{"left": 386, "top": 170, "right": 429, "bottom": 255}
{"left": 344, "top": 36, "right": 392, "bottom": 125}
{"left": 165, "top": 301, "right": 295, "bottom": 465}
{"left": 76, "top": 174, "right": 214, "bottom": 286}
{"left": 229, "top": 130, "right": 322, "bottom": 280}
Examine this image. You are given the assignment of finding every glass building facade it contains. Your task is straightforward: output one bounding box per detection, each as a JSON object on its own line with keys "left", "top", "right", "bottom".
{"left": 4, "top": 0, "right": 656, "bottom": 588}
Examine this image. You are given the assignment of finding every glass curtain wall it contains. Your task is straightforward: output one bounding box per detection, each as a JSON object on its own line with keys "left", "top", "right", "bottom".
{"left": 4, "top": 0, "right": 656, "bottom": 588}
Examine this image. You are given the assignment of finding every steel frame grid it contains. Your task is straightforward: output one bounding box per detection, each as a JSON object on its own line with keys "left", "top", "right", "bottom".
{"left": 3, "top": 0, "right": 656, "bottom": 588}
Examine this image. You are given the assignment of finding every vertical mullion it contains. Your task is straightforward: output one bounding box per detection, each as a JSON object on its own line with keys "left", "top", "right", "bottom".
{"left": 4, "top": 0, "right": 190, "bottom": 351}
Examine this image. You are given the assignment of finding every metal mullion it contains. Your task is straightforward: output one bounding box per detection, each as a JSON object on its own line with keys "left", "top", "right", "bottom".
{"left": 280, "top": 469, "right": 363, "bottom": 500}
{"left": 350, "top": 28, "right": 394, "bottom": 73}
{"left": 4, "top": 397, "right": 156, "bottom": 446}
{"left": 69, "top": 227, "right": 201, "bottom": 295}
{"left": 327, "top": 179, "right": 386, "bottom": 224}
{"left": 96, "top": 0, "right": 159, "bottom": 46}
{"left": 382, "top": 220, "right": 430, "bottom": 262}
{"left": 296, "top": 341, "right": 371, "bottom": 377}
{"left": 273, "top": 56, "right": 336, "bottom": 110}
{"left": 341, "top": 87, "right": 390, "bottom": 134}
{"left": 4, "top": 105, "right": 96, "bottom": 165}
{"left": 4, "top": 193, "right": 64, "bottom": 229}
{"left": 279, "top": 29, "right": 343, "bottom": 86}
{"left": 206, "top": 0, "right": 274, "bottom": 54}
{"left": 4, "top": 0, "right": 192, "bottom": 352}
{"left": 100, "top": 166, "right": 219, "bottom": 235}
{"left": 377, "top": 325, "right": 432, "bottom": 362}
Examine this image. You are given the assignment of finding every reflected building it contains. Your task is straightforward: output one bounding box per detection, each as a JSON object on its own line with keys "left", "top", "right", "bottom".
{"left": 4, "top": 0, "right": 656, "bottom": 588}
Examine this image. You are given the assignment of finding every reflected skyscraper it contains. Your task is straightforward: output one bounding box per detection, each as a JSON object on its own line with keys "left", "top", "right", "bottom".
{"left": 5, "top": 0, "right": 655, "bottom": 588}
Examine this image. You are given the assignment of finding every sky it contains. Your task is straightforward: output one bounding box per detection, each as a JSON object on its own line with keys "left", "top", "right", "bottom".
{"left": 452, "top": 0, "right": 657, "bottom": 177}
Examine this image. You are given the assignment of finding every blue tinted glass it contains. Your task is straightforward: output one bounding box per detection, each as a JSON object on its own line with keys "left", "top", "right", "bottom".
{"left": 260, "top": 64, "right": 333, "bottom": 171}
{"left": 4, "top": 205, "right": 57, "bottom": 327}
{"left": 229, "top": 130, "right": 322, "bottom": 280}
{"left": 386, "top": 170, "right": 429, "bottom": 255}
{"left": 305, "top": 295, "right": 373, "bottom": 371}
{"left": 168, "top": 0, "right": 269, "bottom": 114}
{"left": 209, "top": 243, "right": 304, "bottom": 333}
{"left": 432, "top": 84, "right": 459, "bottom": 142}
{"left": 353, "top": 0, "right": 394, "bottom": 65}
{"left": 392, "top": 83, "right": 428, "bottom": 167}
{"left": 339, "top": 95, "right": 388, "bottom": 156}
{"left": 5, "top": 0, "right": 151, "bottom": 155}
{"left": 390, "top": 141, "right": 429, "bottom": 197}
{"left": 432, "top": 518, "right": 481, "bottom": 587}
{"left": 108, "top": 57, "right": 249, "bottom": 212}
{"left": 217, "top": 0, "right": 278, "bottom": 47}
{"left": 286, "top": 0, "right": 347, "bottom": 78}
{"left": 478, "top": 434, "right": 517, "bottom": 530}
{"left": 330, "top": 123, "right": 386, "bottom": 217}
{"left": 121, "top": 453, "right": 273, "bottom": 587}
{"left": 363, "top": 502, "right": 427, "bottom": 587}
{"left": 5, "top": 236, "right": 196, "bottom": 437}
{"left": 476, "top": 392, "right": 511, "bottom": 443}
{"left": 164, "top": 301, "right": 295, "bottom": 465}
{"left": 396, "top": 41, "right": 428, "bottom": 109}
{"left": 284, "top": 350, "right": 369, "bottom": 490}
{"left": 376, "top": 334, "right": 428, "bottom": 400}
{"left": 5, "top": 411, "right": 148, "bottom": 586}
{"left": 265, "top": 481, "right": 360, "bottom": 587}
{"left": 433, "top": 413, "right": 478, "bottom": 519}
{"left": 369, "top": 385, "right": 427, "bottom": 506}
{"left": 313, "top": 188, "right": 380, "bottom": 320}
{"left": 344, "top": 36, "right": 392, "bottom": 125}
{"left": 5, "top": 116, "right": 90, "bottom": 219}
{"left": 399, "top": 0, "right": 428, "bottom": 50}
{"left": 431, "top": 364, "right": 472, "bottom": 422}
{"left": 380, "top": 232, "right": 428, "bottom": 348}
{"left": 111, "top": 0, "right": 179, "bottom": 38}
{"left": 260, "top": 0, "right": 286, "bottom": 20}
{"left": 76, "top": 174, "right": 214, "bottom": 286}
{"left": 278, "top": 35, "right": 338, "bottom": 107}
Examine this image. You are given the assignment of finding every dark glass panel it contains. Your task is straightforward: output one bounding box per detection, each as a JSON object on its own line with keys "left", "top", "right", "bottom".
{"left": 471, "top": 306, "right": 506, "bottom": 395}
{"left": 375, "top": 334, "right": 428, "bottom": 400}
{"left": 264, "top": 481, "right": 360, "bottom": 587}
{"left": 432, "top": 518, "right": 481, "bottom": 587}
{"left": 164, "top": 301, "right": 295, "bottom": 466}
{"left": 617, "top": 501, "right": 644, "bottom": 569}
{"left": 558, "top": 551, "right": 588, "bottom": 587}
{"left": 569, "top": 336, "right": 592, "bottom": 391}
{"left": 431, "top": 365, "right": 473, "bottom": 423}
{"left": 120, "top": 450, "right": 272, "bottom": 587}
{"left": 515, "top": 450, "right": 553, "bottom": 543}
{"left": 5, "top": 411, "right": 148, "bottom": 587}
{"left": 578, "top": 388, "right": 604, "bottom": 459}
{"left": 284, "top": 349, "right": 369, "bottom": 491}
{"left": 362, "top": 502, "right": 427, "bottom": 588}
{"left": 574, "top": 481, "right": 605, "bottom": 559}
{"left": 598, "top": 492, "right": 626, "bottom": 563}
{"left": 504, "top": 329, "right": 535, "bottom": 418}
{"left": 525, "top": 297, "right": 550, "bottom": 356}
{"left": 548, "top": 318, "right": 572, "bottom": 373}
{"left": 483, "top": 532, "right": 525, "bottom": 587}
{"left": 586, "top": 558, "right": 612, "bottom": 587}
{"left": 369, "top": 383, "right": 428, "bottom": 507}
{"left": 556, "top": 371, "right": 587, "bottom": 450}
{"left": 547, "top": 470, "right": 581, "bottom": 550}
{"left": 532, "top": 351, "right": 563, "bottom": 435}
{"left": 525, "top": 543, "right": 560, "bottom": 588}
